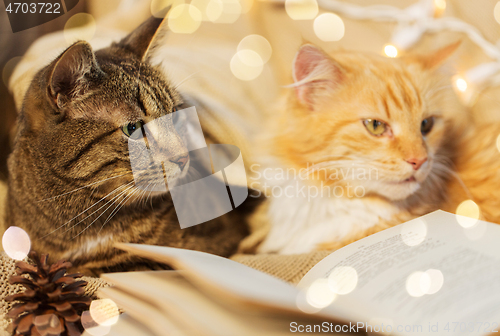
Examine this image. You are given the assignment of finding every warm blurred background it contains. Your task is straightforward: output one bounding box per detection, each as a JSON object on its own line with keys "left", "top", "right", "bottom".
{"left": 1, "top": 0, "right": 500, "bottom": 181}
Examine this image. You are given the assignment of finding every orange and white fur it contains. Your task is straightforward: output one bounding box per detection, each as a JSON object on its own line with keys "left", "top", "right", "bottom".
{"left": 241, "top": 43, "right": 477, "bottom": 254}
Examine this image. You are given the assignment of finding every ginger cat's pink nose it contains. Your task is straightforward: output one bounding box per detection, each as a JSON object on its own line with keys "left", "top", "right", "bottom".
{"left": 406, "top": 157, "right": 427, "bottom": 170}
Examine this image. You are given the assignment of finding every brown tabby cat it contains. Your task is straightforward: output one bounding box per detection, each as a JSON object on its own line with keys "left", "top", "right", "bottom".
{"left": 5, "top": 15, "right": 253, "bottom": 274}
{"left": 241, "top": 42, "right": 477, "bottom": 254}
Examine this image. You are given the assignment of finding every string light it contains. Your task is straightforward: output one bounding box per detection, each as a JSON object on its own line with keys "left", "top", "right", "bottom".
{"left": 310, "top": 0, "right": 500, "bottom": 107}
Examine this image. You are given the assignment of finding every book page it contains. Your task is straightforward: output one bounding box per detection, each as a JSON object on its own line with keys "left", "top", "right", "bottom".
{"left": 298, "top": 210, "right": 500, "bottom": 336}
{"left": 101, "top": 270, "right": 345, "bottom": 336}
{"left": 113, "top": 243, "right": 302, "bottom": 313}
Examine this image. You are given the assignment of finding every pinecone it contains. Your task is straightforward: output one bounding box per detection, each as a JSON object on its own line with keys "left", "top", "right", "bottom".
{"left": 5, "top": 251, "right": 92, "bottom": 336}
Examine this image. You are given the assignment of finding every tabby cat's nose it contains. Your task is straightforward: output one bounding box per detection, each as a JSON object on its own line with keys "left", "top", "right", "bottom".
{"left": 170, "top": 155, "right": 189, "bottom": 170}
{"left": 406, "top": 156, "right": 427, "bottom": 170}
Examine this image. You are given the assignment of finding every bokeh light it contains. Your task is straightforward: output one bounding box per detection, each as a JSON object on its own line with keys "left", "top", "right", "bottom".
{"left": 295, "top": 290, "right": 321, "bottom": 314}
{"left": 192, "top": 0, "right": 215, "bottom": 21}
{"left": 168, "top": 4, "right": 202, "bottom": 34}
{"left": 81, "top": 311, "right": 111, "bottom": 336}
{"left": 433, "top": 0, "right": 446, "bottom": 17}
{"left": 64, "top": 13, "right": 97, "bottom": 44}
{"left": 34, "top": 314, "right": 61, "bottom": 336}
{"left": 328, "top": 266, "right": 358, "bottom": 295}
{"left": 230, "top": 50, "right": 264, "bottom": 81}
{"left": 237, "top": 35, "right": 272, "bottom": 63}
{"left": 90, "top": 299, "right": 120, "bottom": 327}
{"left": 401, "top": 218, "right": 427, "bottom": 246}
{"left": 212, "top": 0, "right": 242, "bottom": 23}
{"left": 424, "top": 269, "right": 444, "bottom": 295}
{"left": 454, "top": 77, "right": 468, "bottom": 92}
{"left": 306, "top": 278, "right": 337, "bottom": 308}
{"left": 285, "top": 0, "right": 318, "bottom": 20}
{"left": 406, "top": 271, "right": 430, "bottom": 297}
{"left": 204, "top": 0, "right": 224, "bottom": 21}
{"left": 2, "top": 226, "right": 31, "bottom": 260}
{"left": 463, "top": 220, "right": 488, "bottom": 241}
{"left": 495, "top": 2, "right": 500, "bottom": 24}
{"left": 384, "top": 44, "right": 398, "bottom": 58}
{"left": 456, "top": 199, "right": 480, "bottom": 228}
{"left": 151, "top": 0, "right": 185, "bottom": 18}
{"left": 2, "top": 56, "right": 22, "bottom": 88}
{"left": 313, "top": 13, "right": 345, "bottom": 42}
{"left": 240, "top": 0, "right": 254, "bottom": 14}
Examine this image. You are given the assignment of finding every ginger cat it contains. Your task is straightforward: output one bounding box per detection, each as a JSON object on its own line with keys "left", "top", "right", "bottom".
{"left": 241, "top": 42, "right": 483, "bottom": 254}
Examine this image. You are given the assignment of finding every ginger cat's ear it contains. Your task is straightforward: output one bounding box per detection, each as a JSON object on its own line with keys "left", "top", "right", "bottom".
{"left": 118, "top": 9, "right": 170, "bottom": 62}
{"left": 292, "top": 44, "right": 344, "bottom": 110}
{"left": 413, "top": 41, "right": 461, "bottom": 70}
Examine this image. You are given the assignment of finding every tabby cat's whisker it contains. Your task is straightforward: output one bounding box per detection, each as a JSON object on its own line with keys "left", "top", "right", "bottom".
{"left": 64, "top": 183, "right": 136, "bottom": 234}
{"left": 40, "top": 181, "right": 135, "bottom": 238}
{"left": 37, "top": 172, "right": 133, "bottom": 202}
{"left": 70, "top": 184, "right": 137, "bottom": 239}
{"left": 98, "top": 188, "right": 140, "bottom": 234}
{"left": 138, "top": 182, "right": 153, "bottom": 205}
{"left": 98, "top": 188, "right": 143, "bottom": 235}
{"left": 147, "top": 184, "right": 159, "bottom": 209}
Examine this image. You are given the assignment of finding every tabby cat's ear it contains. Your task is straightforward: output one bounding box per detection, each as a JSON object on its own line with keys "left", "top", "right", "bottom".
{"left": 292, "top": 44, "right": 344, "bottom": 110}
{"left": 414, "top": 41, "right": 461, "bottom": 70}
{"left": 118, "top": 11, "right": 169, "bottom": 62}
{"left": 48, "top": 41, "right": 101, "bottom": 110}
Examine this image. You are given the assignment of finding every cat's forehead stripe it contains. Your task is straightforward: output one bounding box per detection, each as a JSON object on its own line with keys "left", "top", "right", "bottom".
{"left": 385, "top": 82, "right": 403, "bottom": 111}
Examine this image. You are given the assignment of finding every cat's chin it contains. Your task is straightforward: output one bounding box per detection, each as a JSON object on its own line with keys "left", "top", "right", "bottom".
{"left": 374, "top": 179, "right": 422, "bottom": 201}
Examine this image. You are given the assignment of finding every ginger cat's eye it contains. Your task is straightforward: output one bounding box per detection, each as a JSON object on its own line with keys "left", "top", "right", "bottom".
{"left": 363, "top": 119, "right": 387, "bottom": 136}
{"left": 421, "top": 117, "right": 434, "bottom": 135}
{"left": 122, "top": 121, "right": 142, "bottom": 137}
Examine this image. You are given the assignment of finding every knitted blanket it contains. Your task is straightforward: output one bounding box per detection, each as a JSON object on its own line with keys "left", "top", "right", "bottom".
{"left": 0, "top": 249, "right": 330, "bottom": 335}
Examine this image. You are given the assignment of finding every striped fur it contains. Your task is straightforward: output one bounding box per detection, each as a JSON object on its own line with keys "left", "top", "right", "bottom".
{"left": 5, "top": 16, "right": 252, "bottom": 274}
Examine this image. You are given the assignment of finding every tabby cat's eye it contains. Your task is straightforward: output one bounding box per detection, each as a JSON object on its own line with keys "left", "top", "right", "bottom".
{"left": 421, "top": 117, "right": 434, "bottom": 135}
{"left": 363, "top": 119, "right": 387, "bottom": 136}
{"left": 122, "top": 121, "right": 142, "bottom": 137}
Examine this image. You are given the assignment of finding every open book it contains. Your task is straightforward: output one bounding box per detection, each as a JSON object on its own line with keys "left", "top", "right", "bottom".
{"left": 89, "top": 210, "right": 500, "bottom": 336}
